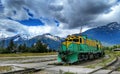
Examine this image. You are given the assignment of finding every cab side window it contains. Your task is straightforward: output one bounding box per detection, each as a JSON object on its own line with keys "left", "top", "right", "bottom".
{"left": 80, "top": 38, "right": 82, "bottom": 43}
{"left": 97, "top": 44, "right": 99, "bottom": 49}
{"left": 73, "top": 39, "right": 79, "bottom": 42}
{"left": 69, "top": 39, "right": 72, "bottom": 41}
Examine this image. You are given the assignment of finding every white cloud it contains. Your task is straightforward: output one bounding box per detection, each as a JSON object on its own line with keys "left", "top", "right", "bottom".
{"left": 0, "top": 19, "right": 28, "bottom": 37}
{"left": 1, "top": 0, "right": 119, "bottom": 28}
{"left": 28, "top": 25, "right": 52, "bottom": 37}
{"left": 0, "top": 0, "right": 120, "bottom": 38}
{"left": 0, "top": 18, "right": 52, "bottom": 38}
{"left": 91, "top": 3, "right": 120, "bottom": 27}
{"left": 0, "top": 18, "right": 90, "bottom": 38}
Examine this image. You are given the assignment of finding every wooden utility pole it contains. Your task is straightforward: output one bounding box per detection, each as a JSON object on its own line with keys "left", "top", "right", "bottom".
{"left": 80, "top": 26, "right": 82, "bottom": 35}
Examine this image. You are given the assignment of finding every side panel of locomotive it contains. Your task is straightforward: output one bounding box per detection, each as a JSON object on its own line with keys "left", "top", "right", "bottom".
{"left": 57, "top": 35, "right": 104, "bottom": 63}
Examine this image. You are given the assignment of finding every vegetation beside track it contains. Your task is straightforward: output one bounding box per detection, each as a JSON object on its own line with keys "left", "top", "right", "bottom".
{"left": 85, "top": 50, "right": 116, "bottom": 68}
{"left": 113, "top": 51, "right": 120, "bottom": 57}
{"left": 64, "top": 72, "right": 75, "bottom": 74}
{"left": 58, "top": 70, "right": 75, "bottom": 74}
{"left": 117, "top": 67, "right": 120, "bottom": 71}
{"left": 0, "top": 66, "right": 12, "bottom": 72}
{"left": 113, "top": 51, "right": 120, "bottom": 71}
{"left": 0, "top": 52, "right": 57, "bottom": 57}
{"left": 99, "top": 50, "right": 115, "bottom": 66}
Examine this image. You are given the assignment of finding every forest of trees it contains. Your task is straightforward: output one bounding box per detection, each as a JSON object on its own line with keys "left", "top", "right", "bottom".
{"left": 102, "top": 44, "right": 120, "bottom": 51}
{"left": 0, "top": 40, "right": 54, "bottom": 54}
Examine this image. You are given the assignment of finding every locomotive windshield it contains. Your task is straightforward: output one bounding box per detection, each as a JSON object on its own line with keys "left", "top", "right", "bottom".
{"left": 65, "top": 39, "right": 72, "bottom": 41}
{"left": 73, "top": 39, "right": 79, "bottom": 42}
{"left": 65, "top": 35, "right": 83, "bottom": 43}
{"left": 65, "top": 38, "right": 80, "bottom": 42}
{"left": 68, "top": 39, "right": 72, "bottom": 41}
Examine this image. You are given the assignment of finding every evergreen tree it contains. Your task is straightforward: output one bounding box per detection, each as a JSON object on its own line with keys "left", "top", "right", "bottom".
{"left": 6, "top": 39, "right": 16, "bottom": 53}
{"left": 18, "top": 43, "right": 27, "bottom": 53}
{"left": 34, "top": 40, "right": 48, "bottom": 53}
{"left": 18, "top": 44, "right": 22, "bottom": 52}
{"left": 0, "top": 39, "right": 5, "bottom": 48}
{"left": 22, "top": 43, "right": 27, "bottom": 52}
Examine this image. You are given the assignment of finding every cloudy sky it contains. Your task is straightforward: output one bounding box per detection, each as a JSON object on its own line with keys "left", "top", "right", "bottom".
{"left": 0, "top": 0, "right": 120, "bottom": 38}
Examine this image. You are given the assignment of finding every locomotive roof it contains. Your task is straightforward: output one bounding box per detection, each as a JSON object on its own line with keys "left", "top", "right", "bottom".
{"left": 67, "top": 34, "right": 100, "bottom": 42}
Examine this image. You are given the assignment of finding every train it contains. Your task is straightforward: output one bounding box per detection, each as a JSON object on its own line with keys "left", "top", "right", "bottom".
{"left": 57, "top": 34, "right": 105, "bottom": 64}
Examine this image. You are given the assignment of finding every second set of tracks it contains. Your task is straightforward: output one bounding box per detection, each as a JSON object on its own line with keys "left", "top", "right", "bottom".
{"left": 1, "top": 55, "right": 120, "bottom": 74}
{"left": 89, "top": 57, "right": 120, "bottom": 74}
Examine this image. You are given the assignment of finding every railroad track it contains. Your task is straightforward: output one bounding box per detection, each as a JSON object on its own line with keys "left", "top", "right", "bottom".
{"left": 1, "top": 65, "right": 56, "bottom": 74}
{"left": 1, "top": 67, "right": 42, "bottom": 74}
{"left": 1, "top": 56, "right": 120, "bottom": 74}
{"left": 107, "top": 57, "right": 120, "bottom": 74}
{"left": 89, "top": 57, "right": 120, "bottom": 74}
{"left": 0, "top": 56, "right": 57, "bottom": 74}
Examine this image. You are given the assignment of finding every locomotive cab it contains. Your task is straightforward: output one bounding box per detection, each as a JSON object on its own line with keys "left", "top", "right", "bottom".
{"left": 58, "top": 35, "right": 85, "bottom": 63}
{"left": 63, "top": 35, "right": 84, "bottom": 47}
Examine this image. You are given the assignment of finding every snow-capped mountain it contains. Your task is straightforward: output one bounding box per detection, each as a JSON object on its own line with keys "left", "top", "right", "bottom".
{"left": 83, "top": 22, "right": 120, "bottom": 46}
{"left": 1, "top": 22, "right": 119, "bottom": 49}
{"left": 30, "top": 33, "right": 63, "bottom": 50}
{"left": 0, "top": 34, "right": 29, "bottom": 47}
{"left": 43, "top": 33, "right": 60, "bottom": 41}
{"left": 0, "top": 33, "right": 63, "bottom": 50}
{"left": 13, "top": 34, "right": 30, "bottom": 41}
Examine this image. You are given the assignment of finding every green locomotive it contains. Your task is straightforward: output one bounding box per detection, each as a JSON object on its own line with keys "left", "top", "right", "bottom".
{"left": 57, "top": 34, "right": 104, "bottom": 63}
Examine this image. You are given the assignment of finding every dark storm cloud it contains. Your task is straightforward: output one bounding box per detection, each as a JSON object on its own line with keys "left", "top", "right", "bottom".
{"left": 1, "top": 0, "right": 118, "bottom": 29}
{"left": 77, "top": 1, "right": 111, "bottom": 14}
{"left": 2, "top": 0, "right": 26, "bottom": 9}
{"left": 6, "top": 28, "right": 16, "bottom": 33}
{"left": 49, "top": 4, "right": 63, "bottom": 11}
{"left": 0, "top": 0, "right": 4, "bottom": 13}
{"left": 57, "top": 0, "right": 117, "bottom": 29}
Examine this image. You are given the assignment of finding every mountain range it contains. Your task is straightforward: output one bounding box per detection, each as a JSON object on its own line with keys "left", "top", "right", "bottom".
{"left": 0, "top": 33, "right": 63, "bottom": 50}
{"left": 0, "top": 22, "right": 120, "bottom": 50}
{"left": 83, "top": 22, "right": 120, "bottom": 46}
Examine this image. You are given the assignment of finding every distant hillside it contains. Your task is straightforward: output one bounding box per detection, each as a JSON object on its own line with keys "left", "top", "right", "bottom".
{"left": 0, "top": 33, "right": 64, "bottom": 50}
{"left": 83, "top": 22, "right": 120, "bottom": 46}
{"left": 0, "top": 22, "right": 120, "bottom": 49}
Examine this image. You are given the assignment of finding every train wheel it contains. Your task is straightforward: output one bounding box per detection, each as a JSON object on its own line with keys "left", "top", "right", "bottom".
{"left": 88, "top": 53, "right": 91, "bottom": 60}
{"left": 84, "top": 54, "right": 87, "bottom": 61}
{"left": 84, "top": 54, "right": 88, "bottom": 61}
{"left": 82, "top": 54, "right": 86, "bottom": 61}
{"left": 98, "top": 53, "right": 102, "bottom": 57}
{"left": 89, "top": 54, "right": 94, "bottom": 60}
{"left": 102, "top": 52, "right": 105, "bottom": 57}
{"left": 86, "top": 54, "right": 89, "bottom": 60}
{"left": 93, "top": 54, "right": 97, "bottom": 59}
{"left": 96, "top": 53, "right": 99, "bottom": 58}
{"left": 80, "top": 54, "right": 85, "bottom": 61}
{"left": 78, "top": 54, "right": 83, "bottom": 62}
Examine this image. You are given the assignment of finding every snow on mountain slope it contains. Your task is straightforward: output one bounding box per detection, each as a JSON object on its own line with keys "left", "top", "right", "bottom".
{"left": 83, "top": 22, "right": 120, "bottom": 46}
{"left": 1, "top": 22, "right": 119, "bottom": 48}
{"left": 43, "top": 33, "right": 60, "bottom": 41}
{"left": 0, "top": 33, "right": 63, "bottom": 50}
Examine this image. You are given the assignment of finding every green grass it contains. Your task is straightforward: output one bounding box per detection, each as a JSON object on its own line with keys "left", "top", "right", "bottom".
{"left": 0, "top": 66, "right": 12, "bottom": 72}
{"left": 112, "top": 51, "right": 120, "bottom": 71}
{"left": 85, "top": 50, "right": 116, "bottom": 68}
{"left": 64, "top": 72, "right": 75, "bottom": 74}
{"left": 113, "top": 51, "right": 120, "bottom": 57}
{"left": 117, "top": 67, "right": 120, "bottom": 71}
{"left": 0, "top": 52, "right": 57, "bottom": 57}
{"left": 85, "top": 65, "right": 96, "bottom": 68}
{"left": 98, "top": 50, "right": 115, "bottom": 66}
